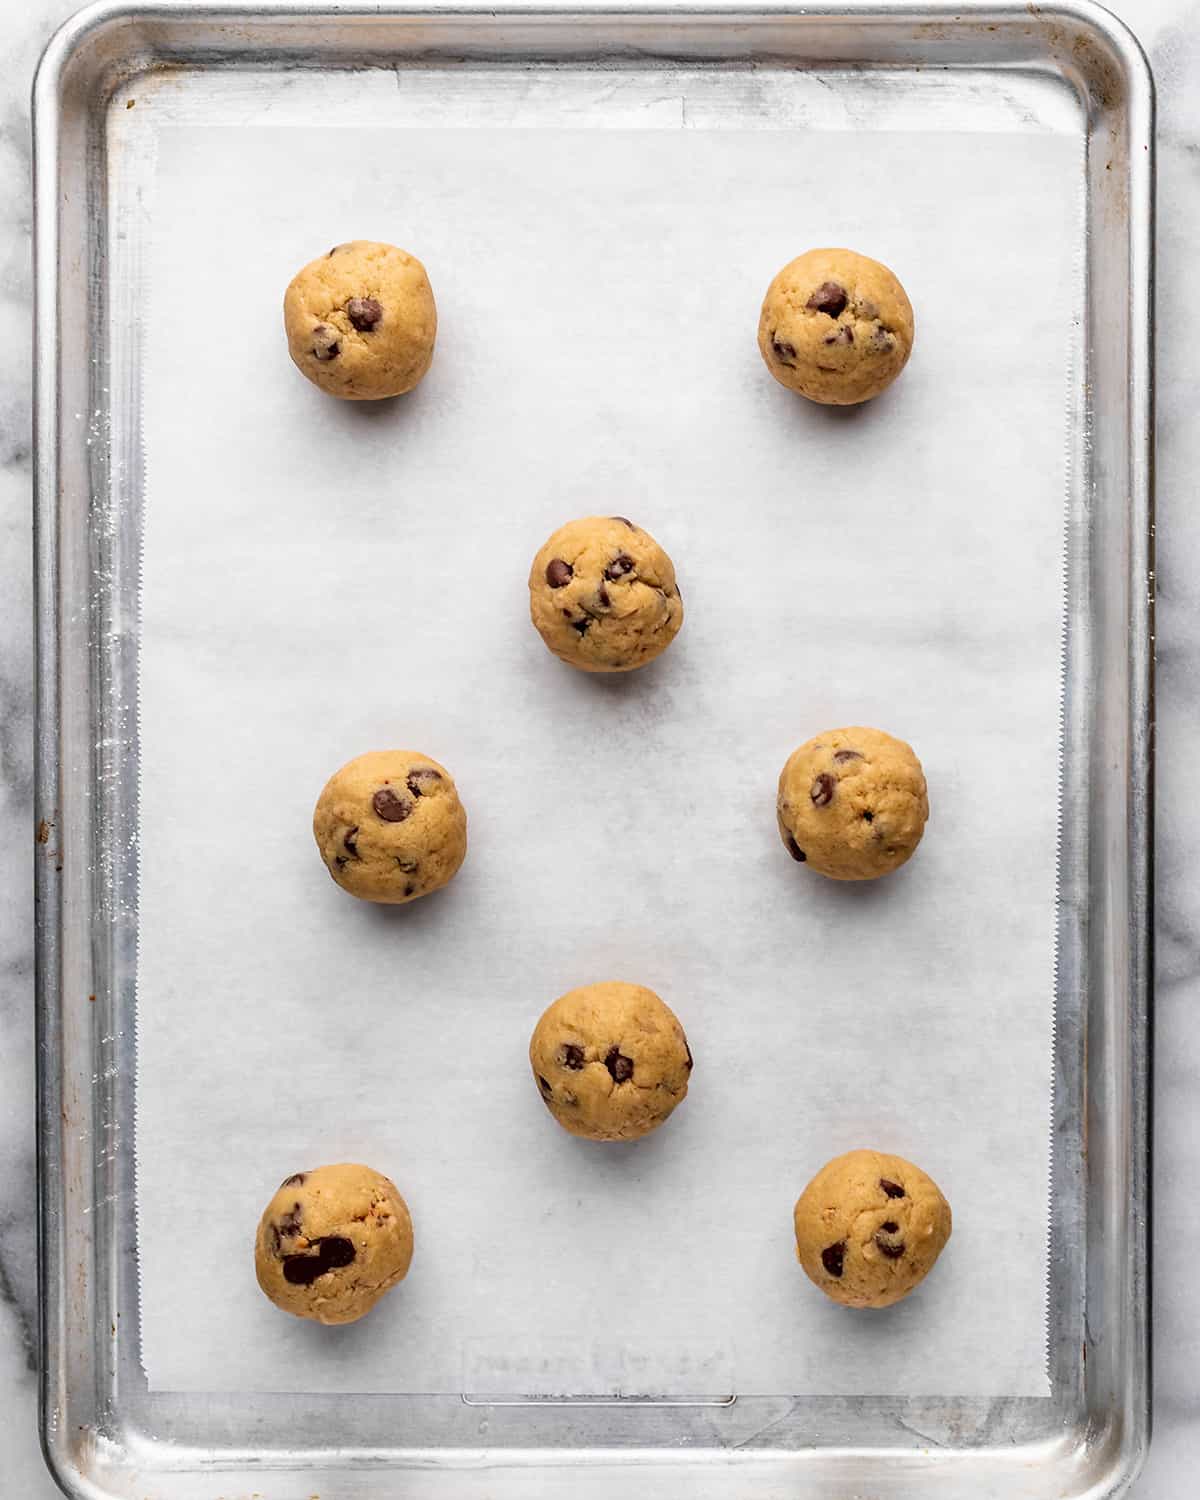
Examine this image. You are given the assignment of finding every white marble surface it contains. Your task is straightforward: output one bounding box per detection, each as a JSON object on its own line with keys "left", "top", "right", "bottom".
{"left": 1, "top": 0, "right": 1194, "bottom": 1493}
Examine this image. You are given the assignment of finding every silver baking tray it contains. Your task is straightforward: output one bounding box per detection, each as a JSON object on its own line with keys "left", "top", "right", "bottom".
{"left": 33, "top": 1, "right": 1153, "bottom": 1496}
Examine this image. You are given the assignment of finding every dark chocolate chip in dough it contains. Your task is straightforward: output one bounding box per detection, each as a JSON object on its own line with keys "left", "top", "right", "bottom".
{"left": 561, "top": 1044, "right": 586, "bottom": 1070}
{"left": 597, "top": 585, "right": 611, "bottom": 608}
{"left": 346, "top": 296, "right": 383, "bottom": 332}
{"left": 571, "top": 617, "right": 592, "bottom": 636}
{"left": 605, "top": 1047, "right": 634, "bottom": 1083}
{"left": 407, "top": 767, "right": 442, "bottom": 797}
{"left": 277, "top": 1204, "right": 304, "bottom": 1240}
{"left": 880, "top": 1178, "right": 906, "bottom": 1199}
{"left": 806, "top": 281, "right": 848, "bottom": 318}
{"left": 823, "top": 326, "right": 854, "bottom": 346}
{"left": 546, "top": 558, "right": 573, "bottom": 588}
{"left": 870, "top": 325, "right": 895, "bottom": 351}
{"left": 785, "top": 834, "right": 807, "bottom": 863}
{"left": 403, "top": 883, "right": 415, "bottom": 898}
{"left": 311, "top": 324, "right": 341, "bottom": 361}
{"left": 810, "top": 773, "right": 836, "bottom": 807}
{"left": 538, "top": 1074, "right": 553, "bottom": 1096}
{"left": 821, "top": 1242, "right": 846, "bottom": 1278}
{"left": 875, "top": 1228, "right": 906, "bottom": 1259}
{"left": 373, "top": 787, "right": 414, "bottom": 823}
{"left": 281, "top": 1173, "right": 307, "bottom": 1188}
{"left": 604, "top": 554, "right": 635, "bottom": 582}
{"left": 833, "top": 750, "right": 862, "bottom": 764}
{"left": 612, "top": 516, "right": 636, "bottom": 528}
{"left": 395, "top": 855, "right": 419, "bottom": 874}
{"left": 282, "top": 1235, "right": 356, "bottom": 1285}
{"left": 343, "top": 827, "right": 359, "bottom": 857}
{"left": 772, "top": 336, "right": 797, "bottom": 363}
{"left": 862, "top": 810, "right": 874, "bottom": 823}
{"left": 684, "top": 1042, "right": 694, "bottom": 1071}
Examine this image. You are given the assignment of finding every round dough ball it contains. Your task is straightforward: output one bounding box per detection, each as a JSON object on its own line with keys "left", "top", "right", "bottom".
{"left": 528, "top": 515, "right": 684, "bottom": 673}
{"left": 313, "top": 750, "right": 467, "bottom": 904}
{"left": 254, "top": 1163, "right": 414, "bottom": 1324}
{"left": 758, "top": 248, "right": 913, "bottom": 405}
{"left": 777, "top": 726, "right": 928, "bottom": 881}
{"left": 283, "top": 240, "right": 437, "bottom": 400}
{"left": 793, "top": 1149, "right": 951, "bottom": 1309}
{"left": 529, "top": 981, "right": 693, "bottom": 1141}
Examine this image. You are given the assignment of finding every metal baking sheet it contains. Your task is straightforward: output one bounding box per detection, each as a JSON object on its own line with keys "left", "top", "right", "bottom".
{"left": 33, "top": 3, "right": 1153, "bottom": 1498}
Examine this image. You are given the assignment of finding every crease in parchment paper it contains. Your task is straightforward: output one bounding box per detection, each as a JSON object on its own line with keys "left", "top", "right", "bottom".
{"left": 135, "top": 123, "right": 1081, "bottom": 1397}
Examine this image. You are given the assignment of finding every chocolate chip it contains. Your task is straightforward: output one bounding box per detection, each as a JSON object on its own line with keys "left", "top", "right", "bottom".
{"left": 874, "top": 1231, "right": 905, "bottom": 1260}
{"left": 281, "top": 1235, "right": 356, "bottom": 1286}
{"left": 862, "top": 810, "right": 874, "bottom": 822}
{"left": 612, "top": 516, "right": 635, "bottom": 528}
{"left": 406, "top": 767, "right": 442, "bottom": 797}
{"left": 571, "top": 617, "right": 592, "bottom": 636}
{"left": 880, "top": 1179, "right": 905, "bottom": 1199}
{"left": 561, "top": 1044, "right": 585, "bottom": 1070}
{"left": 858, "top": 298, "right": 879, "bottom": 319}
{"left": 806, "top": 281, "right": 848, "bottom": 318}
{"left": 346, "top": 296, "right": 383, "bottom": 332}
{"left": 546, "top": 558, "right": 573, "bottom": 588}
{"left": 277, "top": 1204, "right": 303, "bottom": 1239}
{"left": 810, "top": 773, "right": 835, "bottom": 807}
{"left": 870, "top": 326, "right": 895, "bottom": 351}
{"left": 403, "top": 883, "right": 415, "bottom": 897}
{"left": 821, "top": 1242, "right": 846, "bottom": 1278}
{"left": 823, "top": 326, "right": 854, "bottom": 346}
{"left": 343, "top": 827, "right": 359, "bottom": 857}
{"left": 373, "top": 787, "right": 413, "bottom": 822}
{"left": 881, "top": 1221, "right": 899, "bottom": 1233}
{"left": 395, "top": 855, "right": 419, "bottom": 873}
{"left": 604, "top": 554, "right": 635, "bottom": 582}
{"left": 684, "top": 1042, "right": 694, "bottom": 1071}
{"left": 538, "top": 1074, "right": 553, "bottom": 1096}
{"left": 311, "top": 324, "right": 341, "bottom": 361}
{"left": 772, "top": 336, "right": 797, "bottom": 363}
{"left": 605, "top": 1046, "right": 634, "bottom": 1083}
{"left": 270, "top": 1224, "right": 281, "bottom": 1252}
{"left": 785, "top": 834, "right": 806, "bottom": 863}
{"left": 334, "top": 855, "right": 348, "bottom": 869}
{"left": 280, "top": 1173, "right": 307, "bottom": 1188}
{"left": 597, "top": 585, "right": 611, "bottom": 608}
{"left": 833, "top": 750, "right": 862, "bottom": 763}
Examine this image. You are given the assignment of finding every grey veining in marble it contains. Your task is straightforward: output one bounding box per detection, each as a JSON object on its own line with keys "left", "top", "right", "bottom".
{"left": 0, "top": 1, "right": 1195, "bottom": 1494}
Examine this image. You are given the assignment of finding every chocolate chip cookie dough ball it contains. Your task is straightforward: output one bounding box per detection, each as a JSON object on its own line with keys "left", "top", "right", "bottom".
{"left": 528, "top": 516, "right": 684, "bottom": 673}
{"left": 283, "top": 240, "right": 437, "bottom": 400}
{"left": 758, "top": 248, "right": 913, "bottom": 405}
{"left": 255, "top": 1163, "right": 414, "bottom": 1324}
{"left": 530, "top": 981, "right": 693, "bottom": 1141}
{"left": 313, "top": 750, "right": 467, "bottom": 903}
{"left": 777, "top": 726, "right": 928, "bottom": 881}
{"left": 793, "top": 1149, "right": 951, "bottom": 1309}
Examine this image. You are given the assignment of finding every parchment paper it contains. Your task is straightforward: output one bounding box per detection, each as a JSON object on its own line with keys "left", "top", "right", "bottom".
{"left": 136, "top": 118, "right": 1080, "bottom": 1397}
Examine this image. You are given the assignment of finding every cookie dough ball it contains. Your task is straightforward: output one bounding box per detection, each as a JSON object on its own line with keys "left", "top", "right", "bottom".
{"left": 530, "top": 981, "right": 693, "bottom": 1141}
{"left": 758, "top": 248, "right": 913, "bottom": 405}
{"left": 313, "top": 749, "right": 467, "bottom": 904}
{"left": 528, "top": 516, "right": 684, "bottom": 673}
{"left": 255, "top": 1163, "right": 414, "bottom": 1325}
{"left": 793, "top": 1149, "right": 951, "bottom": 1309}
{"left": 777, "top": 726, "right": 928, "bottom": 881}
{"left": 283, "top": 240, "right": 437, "bottom": 400}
